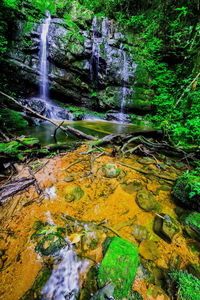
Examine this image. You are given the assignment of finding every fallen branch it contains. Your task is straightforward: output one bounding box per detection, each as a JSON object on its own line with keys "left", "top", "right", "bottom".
{"left": 53, "top": 121, "right": 64, "bottom": 144}
{"left": 0, "top": 177, "right": 35, "bottom": 203}
{"left": 118, "top": 162, "right": 176, "bottom": 182}
{"left": 0, "top": 91, "right": 96, "bottom": 141}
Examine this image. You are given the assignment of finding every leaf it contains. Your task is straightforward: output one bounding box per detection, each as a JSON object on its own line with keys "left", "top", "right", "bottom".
{"left": 68, "top": 233, "right": 83, "bottom": 244}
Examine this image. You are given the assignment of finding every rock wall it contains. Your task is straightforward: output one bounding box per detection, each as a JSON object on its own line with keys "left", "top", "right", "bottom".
{"left": 2, "top": 7, "right": 153, "bottom": 113}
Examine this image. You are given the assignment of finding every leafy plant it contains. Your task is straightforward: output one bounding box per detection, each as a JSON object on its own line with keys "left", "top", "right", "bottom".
{"left": 169, "top": 271, "right": 200, "bottom": 300}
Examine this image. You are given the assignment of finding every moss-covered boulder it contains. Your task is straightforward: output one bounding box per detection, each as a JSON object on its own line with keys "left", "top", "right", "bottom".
{"left": 64, "top": 185, "right": 84, "bottom": 202}
{"left": 0, "top": 108, "right": 28, "bottom": 131}
{"left": 172, "top": 174, "right": 200, "bottom": 212}
{"left": 153, "top": 214, "right": 180, "bottom": 243}
{"left": 31, "top": 222, "right": 67, "bottom": 256}
{"left": 102, "top": 164, "right": 120, "bottom": 178}
{"left": 180, "top": 212, "right": 200, "bottom": 241}
{"left": 136, "top": 190, "right": 161, "bottom": 212}
{"left": 98, "top": 237, "right": 138, "bottom": 299}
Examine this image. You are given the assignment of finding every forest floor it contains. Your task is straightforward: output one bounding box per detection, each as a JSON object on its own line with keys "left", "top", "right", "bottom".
{"left": 0, "top": 144, "right": 199, "bottom": 300}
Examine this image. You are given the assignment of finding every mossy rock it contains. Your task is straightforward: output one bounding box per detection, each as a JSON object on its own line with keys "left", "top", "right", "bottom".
{"left": 136, "top": 190, "right": 161, "bottom": 212}
{"left": 31, "top": 223, "right": 67, "bottom": 256}
{"left": 98, "top": 237, "right": 138, "bottom": 299}
{"left": 132, "top": 224, "right": 149, "bottom": 242}
{"left": 102, "top": 164, "right": 120, "bottom": 178}
{"left": 139, "top": 240, "right": 160, "bottom": 261}
{"left": 168, "top": 271, "right": 200, "bottom": 300}
{"left": 0, "top": 108, "right": 28, "bottom": 131}
{"left": 153, "top": 214, "right": 180, "bottom": 243}
{"left": 0, "top": 137, "right": 40, "bottom": 160}
{"left": 180, "top": 212, "right": 200, "bottom": 241}
{"left": 64, "top": 185, "right": 84, "bottom": 202}
{"left": 172, "top": 174, "right": 200, "bottom": 212}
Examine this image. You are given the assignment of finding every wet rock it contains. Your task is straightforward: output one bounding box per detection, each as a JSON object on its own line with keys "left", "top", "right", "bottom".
{"left": 172, "top": 174, "right": 200, "bottom": 212}
{"left": 64, "top": 185, "right": 84, "bottom": 202}
{"left": 180, "top": 212, "right": 200, "bottom": 241}
{"left": 136, "top": 190, "right": 161, "bottom": 212}
{"left": 64, "top": 176, "right": 74, "bottom": 182}
{"left": 31, "top": 222, "right": 67, "bottom": 256}
{"left": 90, "top": 283, "right": 115, "bottom": 300}
{"left": 98, "top": 236, "right": 138, "bottom": 299}
{"left": 139, "top": 240, "right": 160, "bottom": 260}
{"left": 79, "top": 265, "right": 98, "bottom": 300}
{"left": 153, "top": 214, "right": 180, "bottom": 243}
{"left": 132, "top": 224, "right": 149, "bottom": 242}
{"left": 169, "top": 253, "right": 182, "bottom": 270}
{"left": 36, "top": 233, "right": 67, "bottom": 256}
{"left": 102, "top": 164, "right": 120, "bottom": 178}
{"left": 121, "top": 179, "right": 144, "bottom": 194}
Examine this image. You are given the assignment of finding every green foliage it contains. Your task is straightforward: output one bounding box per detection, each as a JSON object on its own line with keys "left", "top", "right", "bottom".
{"left": 0, "top": 109, "right": 28, "bottom": 131}
{"left": 169, "top": 271, "right": 200, "bottom": 300}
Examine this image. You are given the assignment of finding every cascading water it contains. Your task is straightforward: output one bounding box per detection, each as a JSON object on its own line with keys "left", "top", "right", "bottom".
{"left": 38, "top": 11, "right": 65, "bottom": 120}
{"left": 89, "top": 17, "right": 137, "bottom": 123}
{"left": 41, "top": 244, "right": 87, "bottom": 300}
{"left": 40, "top": 11, "right": 51, "bottom": 100}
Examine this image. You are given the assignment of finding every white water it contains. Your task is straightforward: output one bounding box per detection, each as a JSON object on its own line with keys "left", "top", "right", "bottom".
{"left": 40, "top": 11, "right": 51, "bottom": 100}
{"left": 90, "top": 16, "right": 101, "bottom": 82}
{"left": 42, "top": 244, "right": 88, "bottom": 300}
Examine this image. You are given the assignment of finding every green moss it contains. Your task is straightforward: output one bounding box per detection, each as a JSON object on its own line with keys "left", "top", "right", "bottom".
{"left": 0, "top": 109, "right": 28, "bottom": 131}
{"left": 180, "top": 212, "right": 200, "bottom": 241}
{"left": 0, "top": 137, "right": 39, "bottom": 160}
{"left": 31, "top": 223, "right": 67, "bottom": 256}
{"left": 98, "top": 237, "right": 138, "bottom": 299}
{"left": 169, "top": 271, "right": 200, "bottom": 300}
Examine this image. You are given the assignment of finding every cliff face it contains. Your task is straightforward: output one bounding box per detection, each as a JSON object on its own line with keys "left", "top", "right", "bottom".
{"left": 2, "top": 6, "right": 152, "bottom": 114}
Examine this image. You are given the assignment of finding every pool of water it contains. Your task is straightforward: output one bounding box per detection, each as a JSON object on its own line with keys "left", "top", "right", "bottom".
{"left": 17, "top": 120, "right": 152, "bottom": 146}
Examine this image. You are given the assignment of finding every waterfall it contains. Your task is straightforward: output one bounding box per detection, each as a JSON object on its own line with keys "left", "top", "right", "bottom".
{"left": 118, "top": 45, "right": 131, "bottom": 123}
{"left": 90, "top": 16, "right": 101, "bottom": 85}
{"left": 41, "top": 244, "right": 88, "bottom": 300}
{"left": 40, "top": 11, "right": 51, "bottom": 100}
{"left": 37, "top": 11, "right": 66, "bottom": 120}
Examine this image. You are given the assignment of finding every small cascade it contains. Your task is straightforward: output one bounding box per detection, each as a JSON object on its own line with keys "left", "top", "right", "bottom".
{"left": 90, "top": 16, "right": 101, "bottom": 84}
{"left": 89, "top": 17, "right": 137, "bottom": 123}
{"left": 42, "top": 244, "right": 88, "bottom": 300}
{"left": 118, "top": 45, "right": 131, "bottom": 123}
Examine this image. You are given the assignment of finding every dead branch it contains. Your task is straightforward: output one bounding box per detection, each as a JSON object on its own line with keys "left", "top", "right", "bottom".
{"left": 0, "top": 177, "right": 35, "bottom": 203}
{"left": 0, "top": 91, "right": 96, "bottom": 141}
{"left": 53, "top": 121, "right": 64, "bottom": 144}
{"left": 118, "top": 162, "right": 176, "bottom": 182}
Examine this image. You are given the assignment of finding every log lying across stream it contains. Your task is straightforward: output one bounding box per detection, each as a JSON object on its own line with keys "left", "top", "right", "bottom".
{"left": 0, "top": 91, "right": 199, "bottom": 162}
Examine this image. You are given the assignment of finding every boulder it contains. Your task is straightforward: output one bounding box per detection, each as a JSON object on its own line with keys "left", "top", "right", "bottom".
{"left": 132, "top": 224, "right": 149, "bottom": 242}
{"left": 136, "top": 190, "right": 161, "bottom": 212}
{"left": 64, "top": 185, "right": 84, "bottom": 202}
{"left": 98, "top": 237, "right": 138, "bottom": 299}
{"left": 153, "top": 214, "right": 180, "bottom": 243}
{"left": 102, "top": 164, "right": 120, "bottom": 178}
{"left": 180, "top": 212, "right": 200, "bottom": 241}
{"left": 139, "top": 240, "right": 160, "bottom": 261}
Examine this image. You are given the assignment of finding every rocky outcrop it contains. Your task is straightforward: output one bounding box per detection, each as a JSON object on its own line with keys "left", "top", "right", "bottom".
{"left": 2, "top": 6, "right": 152, "bottom": 115}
